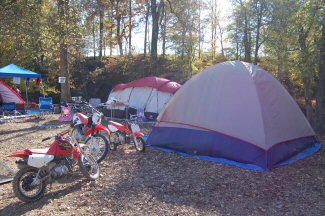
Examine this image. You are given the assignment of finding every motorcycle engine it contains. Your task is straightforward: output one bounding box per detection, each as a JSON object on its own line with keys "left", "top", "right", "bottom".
{"left": 110, "top": 132, "right": 125, "bottom": 144}
{"left": 51, "top": 163, "right": 69, "bottom": 178}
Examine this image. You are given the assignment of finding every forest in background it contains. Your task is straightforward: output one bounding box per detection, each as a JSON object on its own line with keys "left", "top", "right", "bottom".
{"left": 0, "top": 0, "right": 324, "bottom": 133}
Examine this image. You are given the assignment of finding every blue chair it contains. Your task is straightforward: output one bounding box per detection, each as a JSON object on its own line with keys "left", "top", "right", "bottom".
{"left": 39, "top": 97, "right": 54, "bottom": 114}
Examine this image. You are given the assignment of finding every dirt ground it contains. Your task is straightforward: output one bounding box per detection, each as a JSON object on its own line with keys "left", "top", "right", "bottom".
{"left": 1, "top": 115, "right": 325, "bottom": 216}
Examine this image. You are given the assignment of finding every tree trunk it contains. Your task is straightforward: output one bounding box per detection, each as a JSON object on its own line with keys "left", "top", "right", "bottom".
{"left": 218, "top": 24, "right": 224, "bottom": 57}
{"left": 109, "top": 1, "right": 113, "bottom": 56}
{"left": 241, "top": 0, "right": 251, "bottom": 63}
{"left": 299, "top": 27, "right": 313, "bottom": 124}
{"left": 316, "top": 20, "right": 325, "bottom": 134}
{"left": 93, "top": 18, "right": 96, "bottom": 59}
{"left": 103, "top": 36, "right": 106, "bottom": 56}
{"left": 254, "top": 14, "right": 261, "bottom": 64}
{"left": 151, "top": 0, "right": 159, "bottom": 61}
{"left": 253, "top": 0, "right": 264, "bottom": 64}
{"left": 161, "top": 1, "right": 166, "bottom": 57}
{"left": 151, "top": 0, "right": 162, "bottom": 75}
{"left": 117, "top": 16, "right": 123, "bottom": 56}
{"left": 144, "top": 2, "right": 149, "bottom": 56}
{"left": 58, "top": 0, "right": 71, "bottom": 102}
{"left": 99, "top": 0, "right": 103, "bottom": 59}
{"left": 128, "top": 0, "right": 132, "bottom": 55}
{"left": 198, "top": 0, "right": 202, "bottom": 59}
{"left": 304, "top": 77, "right": 314, "bottom": 125}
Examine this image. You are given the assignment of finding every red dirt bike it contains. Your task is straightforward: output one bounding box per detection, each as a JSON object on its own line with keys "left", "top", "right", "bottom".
{"left": 71, "top": 102, "right": 110, "bottom": 163}
{"left": 8, "top": 129, "right": 100, "bottom": 203}
{"left": 107, "top": 119, "right": 146, "bottom": 152}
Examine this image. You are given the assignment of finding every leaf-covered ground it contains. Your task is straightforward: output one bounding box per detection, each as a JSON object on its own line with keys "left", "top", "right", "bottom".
{"left": 1, "top": 115, "right": 325, "bottom": 215}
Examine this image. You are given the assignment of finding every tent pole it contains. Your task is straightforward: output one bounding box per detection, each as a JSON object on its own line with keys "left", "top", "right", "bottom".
{"left": 41, "top": 82, "right": 45, "bottom": 97}
{"left": 25, "top": 81, "right": 29, "bottom": 107}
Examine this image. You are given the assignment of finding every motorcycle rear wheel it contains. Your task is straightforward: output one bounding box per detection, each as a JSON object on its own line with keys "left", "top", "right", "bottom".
{"left": 13, "top": 166, "right": 46, "bottom": 203}
{"left": 78, "top": 153, "right": 100, "bottom": 180}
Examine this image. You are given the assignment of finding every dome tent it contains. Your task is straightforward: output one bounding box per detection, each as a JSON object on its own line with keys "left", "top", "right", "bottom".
{"left": 147, "top": 61, "right": 319, "bottom": 170}
{"left": 0, "top": 80, "right": 25, "bottom": 104}
{"left": 107, "top": 76, "right": 181, "bottom": 120}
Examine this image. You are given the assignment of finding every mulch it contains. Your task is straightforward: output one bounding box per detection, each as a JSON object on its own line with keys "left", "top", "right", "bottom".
{"left": 0, "top": 115, "right": 325, "bottom": 215}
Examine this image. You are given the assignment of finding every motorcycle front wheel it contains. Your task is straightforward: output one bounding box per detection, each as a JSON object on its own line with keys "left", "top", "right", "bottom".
{"left": 85, "top": 134, "right": 109, "bottom": 163}
{"left": 134, "top": 137, "right": 146, "bottom": 152}
{"left": 78, "top": 153, "right": 100, "bottom": 180}
{"left": 13, "top": 166, "right": 46, "bottom": 203}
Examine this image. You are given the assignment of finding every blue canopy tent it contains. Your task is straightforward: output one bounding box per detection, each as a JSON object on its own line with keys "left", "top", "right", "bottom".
{"left": 0, "top": 64, "right": 42, "bottom": 106}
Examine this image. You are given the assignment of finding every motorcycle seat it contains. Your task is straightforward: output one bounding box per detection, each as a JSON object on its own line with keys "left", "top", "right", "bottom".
{"left": 109, "top": 120, "right": 123, "bottom": 127}
{"left": 29, "top": 148, "right": 50, "bottom": 154}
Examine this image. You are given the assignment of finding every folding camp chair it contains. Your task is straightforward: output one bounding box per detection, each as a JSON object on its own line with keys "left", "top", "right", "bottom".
{"left": 1, "top": 102, "right": 19, "bottom": 118}
{"left": 39, "top": 97, "right": 54, "bottom": 115}
{"left": 130, "top": 108, "right": 146, "bottom": 122}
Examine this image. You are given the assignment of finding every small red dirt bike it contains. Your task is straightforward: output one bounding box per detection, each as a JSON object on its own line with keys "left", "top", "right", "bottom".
{"left": 71, "top": 102, "right": 110, "bottom": 163}
{"left": 107, "top": 119, "right": 146, "bottom": 152}
{"left": 8, "top": 129, "right": 100, "bottom": 203}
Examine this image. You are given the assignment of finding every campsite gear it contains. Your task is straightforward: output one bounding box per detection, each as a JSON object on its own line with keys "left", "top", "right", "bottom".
{"left": 129, "top": 108, "right": 146, "bottom": 122}
{"left": 107, "top": 76, "right": 181, "bottom": 120}
{"left": 39, "top": 97, "right": 54, "bottom": 114}
{"left": 89, "top": 98, "right": 101, "bottom": 108}
{"left": 59, "top": 105, "right": 73, "bottom": 122}
{"left": 147, "top": 61, "right": 318, "bottom": 170}
{"left": 36, "top": 78, "right": 41, "bottom": 87}
{"left": 1, "top": 102, "right": 20, "bottom": 118}
{"left": 71, "top": 102, "right": 110, "bottom": 163}
{"left": 8, "top": 129, "right": 100, "bottom": 203}
{"left": 108, "top": 119, "right": 146, "bottom": 152}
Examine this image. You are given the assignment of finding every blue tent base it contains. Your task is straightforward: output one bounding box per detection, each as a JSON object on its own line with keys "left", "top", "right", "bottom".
{"left": 147, "top": 143, "right": 322, "bottom": 171}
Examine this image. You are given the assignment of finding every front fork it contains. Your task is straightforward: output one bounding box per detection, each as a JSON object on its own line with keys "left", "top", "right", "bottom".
{"left": 30, "top": 169, "right": 42, "bottom": 186}
{"left": 89, "top": 136, "right": 100, "bottom": 154}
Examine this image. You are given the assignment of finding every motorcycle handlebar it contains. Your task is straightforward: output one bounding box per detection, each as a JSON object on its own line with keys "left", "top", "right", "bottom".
{"left": 41, "top": 129, "right": 71, "bottom": 142}
{"left": 41, "top": 137, "right": 51, "bottom": 142}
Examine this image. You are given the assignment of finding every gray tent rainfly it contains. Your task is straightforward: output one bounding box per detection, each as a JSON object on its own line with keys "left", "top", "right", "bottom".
{"left": 147, "top": 61, "right": 320, "bottom": 170}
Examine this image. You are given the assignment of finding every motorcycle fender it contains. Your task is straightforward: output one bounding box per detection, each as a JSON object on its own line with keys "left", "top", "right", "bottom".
{"left": 8, "top": 149, "right": 32, "bottom": 158}
{"left": 135, "top": 131, "right": 144, "bottom": 137}
{"left": 27, "top": 154, "right": 54, "bottom": 168}
{"left": 95, "top": 124, "right": 110, "bottom": 135}
{"left": 83, "top": 128, "right": 92, "bottom": 137}
{"left": 107, "top": 124, "right": 118, "bottom": 132}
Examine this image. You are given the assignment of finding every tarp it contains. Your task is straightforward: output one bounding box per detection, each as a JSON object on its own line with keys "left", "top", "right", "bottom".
{"left": 107, "top": 76, "right": 181, "bottom": 118}
{"left": 147, "top": 61, "right": 319, "bottom": 170}
{"left": 111, "top": 76, "right": 181, "bottom": 94}
{"left": 0, "top": 80, "right": 25, "bottom": 103}
{"left": 0, "top": 64, "right": 41, "bottom": 79}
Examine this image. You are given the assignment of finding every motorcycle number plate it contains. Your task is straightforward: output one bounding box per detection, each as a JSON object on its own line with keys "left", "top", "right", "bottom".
{"left": 28, "top": 154, "right": 54, "bottom": 168}
{"left": 131, "top": 124, "right": 140, "bottom": 133}
{"left": 107, "top": 124, "right": 118, "bottom": 132}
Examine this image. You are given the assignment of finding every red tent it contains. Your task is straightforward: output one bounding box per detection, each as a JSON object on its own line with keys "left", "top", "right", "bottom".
{"left": 0, "top": 80, "right": 25, "bottom": 104}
